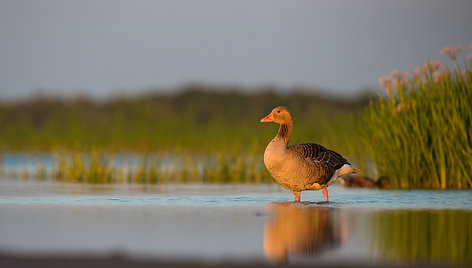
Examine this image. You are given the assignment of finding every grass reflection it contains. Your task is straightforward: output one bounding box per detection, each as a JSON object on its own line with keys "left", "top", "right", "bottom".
{"left": 373, "top": 209, "right": 472, "bottom": 265}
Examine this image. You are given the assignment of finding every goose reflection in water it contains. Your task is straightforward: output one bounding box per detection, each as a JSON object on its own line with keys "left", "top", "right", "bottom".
{"left": 263, "top": 202, "right": 343, "bottom": 264}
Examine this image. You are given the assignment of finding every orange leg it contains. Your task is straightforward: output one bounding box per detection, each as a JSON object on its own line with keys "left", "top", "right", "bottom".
{"left": 322, "top": 187, "right": 329, "bottom": 203}
{"left": 293, "top": 191, "right": 301, "bottom": 202}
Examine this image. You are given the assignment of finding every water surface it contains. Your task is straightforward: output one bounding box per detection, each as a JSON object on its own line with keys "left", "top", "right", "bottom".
{"left": 0, "top": 178, "right": 471, "bottom": 266}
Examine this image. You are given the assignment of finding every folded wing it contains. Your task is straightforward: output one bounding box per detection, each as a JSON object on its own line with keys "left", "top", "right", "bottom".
{"left": 288, "top": 143, "right": 349, "bottom": 185}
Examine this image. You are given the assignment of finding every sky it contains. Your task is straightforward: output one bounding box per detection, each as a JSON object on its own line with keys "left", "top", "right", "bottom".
{"left": 1, "top": 0, "right": 471, "bottom": 99}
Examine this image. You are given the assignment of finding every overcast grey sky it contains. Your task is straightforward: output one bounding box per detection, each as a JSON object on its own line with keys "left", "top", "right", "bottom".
{"left": 1, "top": 0, "right": 471, "bottom": 99}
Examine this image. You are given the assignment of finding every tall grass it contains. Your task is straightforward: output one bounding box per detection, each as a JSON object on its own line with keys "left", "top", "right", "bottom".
{"left": 3, "top": 152, "right": 273, "bottom": 184}
{"left": 362, "top": 45, "right": 472, "bottom": 189}
{"left": 0, "top": 88, "right": 368, "bottom": 184}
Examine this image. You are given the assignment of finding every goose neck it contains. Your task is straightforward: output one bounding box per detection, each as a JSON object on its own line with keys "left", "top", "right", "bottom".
{"left": 276, "top": 122, "right": 292, "bottom": 145}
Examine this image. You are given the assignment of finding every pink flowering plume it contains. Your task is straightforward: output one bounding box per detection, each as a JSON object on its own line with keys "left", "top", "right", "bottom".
{"left": 441, "top": 44, "right": 462, "bottom": 60}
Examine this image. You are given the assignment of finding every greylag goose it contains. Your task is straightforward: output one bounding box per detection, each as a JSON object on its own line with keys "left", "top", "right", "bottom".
{"left": 339, "top": 175, "right": 376, "bottom": 188}
{"left": 339, "top": 175, "right": 391, "bottom": 188}
{"left": 260, "top": 106, "right": 360, "bottom": 202}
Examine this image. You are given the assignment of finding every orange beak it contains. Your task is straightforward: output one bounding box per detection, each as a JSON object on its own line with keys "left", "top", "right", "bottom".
{"left": 260, "top": 113, "right": 274, "bottom": 122}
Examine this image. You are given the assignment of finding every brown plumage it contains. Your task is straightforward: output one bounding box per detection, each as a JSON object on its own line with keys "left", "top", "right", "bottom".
{"left": 261, "top": 106, "right": 360, "bottom": 202}
{"left": 339, "top": 175, "right": 391, "bottom": 189}
{"left": 339, "top": 175, "right": 376, "bottom": 188}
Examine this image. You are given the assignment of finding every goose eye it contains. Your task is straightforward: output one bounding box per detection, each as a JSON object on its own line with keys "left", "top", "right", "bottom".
{"left": 277, "top": 110, "right": 280, "bottom": 113}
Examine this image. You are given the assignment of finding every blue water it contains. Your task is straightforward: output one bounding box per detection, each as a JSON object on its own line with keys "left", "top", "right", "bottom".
{"left": 0, "top": 178, "right": 471, "bottom": 266}
{"left": 1, "top": 180, "right": 471, "bottom": 209}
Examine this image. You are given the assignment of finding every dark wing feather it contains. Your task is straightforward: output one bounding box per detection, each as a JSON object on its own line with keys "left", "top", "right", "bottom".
{"left": 288, "top": 143, "right": 348, "bottom": 170}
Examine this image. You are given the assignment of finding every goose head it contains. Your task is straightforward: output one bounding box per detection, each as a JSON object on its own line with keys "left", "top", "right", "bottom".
{"left": 260, "top": 106, "right": 293, "bottom": 124}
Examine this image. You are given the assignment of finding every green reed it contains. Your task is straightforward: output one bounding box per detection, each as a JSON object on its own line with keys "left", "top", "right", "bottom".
{"left": 5, "top": 151, "right": 274, "bottom": 184}
{"left": 362, "top": 45, "right": 472, "bottom": 189}
{"left": 373, "top": 209, "right": 472, "bottom": 265}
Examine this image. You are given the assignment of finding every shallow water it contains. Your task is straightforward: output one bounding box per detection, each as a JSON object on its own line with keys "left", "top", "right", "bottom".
{"left": 0, "top": 178, "right": 471, "bottom": 266}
